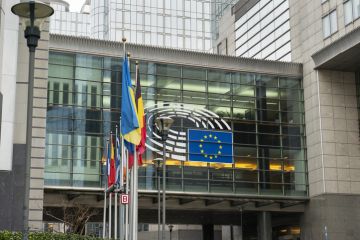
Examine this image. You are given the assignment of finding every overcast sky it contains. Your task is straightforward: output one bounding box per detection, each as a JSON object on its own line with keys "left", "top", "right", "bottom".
{"left": 65, "top": 0, "right": 86, "bottom": 12}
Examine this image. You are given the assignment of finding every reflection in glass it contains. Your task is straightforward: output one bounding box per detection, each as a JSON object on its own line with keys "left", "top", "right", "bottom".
{"left": 46, "top": 52, "right": 307, "bottom": 197}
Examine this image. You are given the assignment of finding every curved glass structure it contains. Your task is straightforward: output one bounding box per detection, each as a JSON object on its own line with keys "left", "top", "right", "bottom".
{"left": 45, "top": 51, "right": 307, "bottom": 197}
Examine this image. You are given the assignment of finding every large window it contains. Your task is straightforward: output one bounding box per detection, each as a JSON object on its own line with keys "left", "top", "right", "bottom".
{"left": 344, "top": 0, "right": 360, "bottom": 25}
{"left": 46, "top": 51, "right": 307, "bottom": 197}
{"left": 322, "top": 10, "right": 337, "bottom": 38}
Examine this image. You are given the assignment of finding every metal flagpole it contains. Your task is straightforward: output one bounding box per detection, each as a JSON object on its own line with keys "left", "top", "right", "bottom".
{"left": 129, "top": 163, "right": 134, "bottom": 240}
{"left": 129, "top": 148, "right": 137, "bottom": 240}
{"left": 102, "top": 191, "right": 107, "bottom": 238}
{"left": 115, "top": 126, "right": 119, "bottom": 239}
{"left": 125, "top": 149, "right": 129, "bottom": 240}
{"left": 133, "top": 150, "right": 138, "bottom": 240}
{"left": 120, "top": 37, "right": 127, "bottom": 240}
{"left": 102, "top": 139, "right": 109, "bottom": 239}
{"left": 129, "top": 62, "right": 140, "bottom": 240}
{"left": 125, "top": 48, "right": 133, "bottom": 240}
{"left": 115, "top": 192, "right": 118, "bottom": 239}
{"left": 109, "top": 192, "right": 112, "bottom": 239}
{"left": 120, "top": 136, "right": 125, "bottom": 240}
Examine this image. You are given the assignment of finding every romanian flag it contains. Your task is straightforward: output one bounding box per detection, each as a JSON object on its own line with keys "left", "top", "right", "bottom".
{"left": 108, "top": 136, "right": 116, "bottom": 187}
{"left": 128, "top": 64, "right": 146, "bottom": 168}
{"left": 120, "top": 56, "right": 141, "bottom": 146}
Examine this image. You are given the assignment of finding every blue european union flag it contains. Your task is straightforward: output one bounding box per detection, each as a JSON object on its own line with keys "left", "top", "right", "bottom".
{"left": 188, "top": 129, "right": 233, "bottom": 163}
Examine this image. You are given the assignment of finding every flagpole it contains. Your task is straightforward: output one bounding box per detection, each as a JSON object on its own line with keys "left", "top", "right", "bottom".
{"left": 115, "top": 191, "right": 118, "bottom": 238}
{"left": 109, "top": 132, "right": 114, "bottom": 239}
{"left": 130, "top": 61, "right": 140, "bottom": 240}
{"left": 102, "top": 139, "right": 109, "bottom": 239}
{"left": 125, "top": 149, "right": 129, "bottom": 240}
{"left": 102, "top": 185, "right": 107, "bottom": 238}
{"left": 120, "top": 134, "right": 125, "bottom": 240}
{"left": 133, "top": 149, "right": 138, "bottom": 240}
{"left": 124, "top": 42, "right": 130, "bottom": 240}
{"left": 115, "top": 127, "right": 118, "bottom": 239}
{"left": 110, "top": 192, "right": 113, "bottom": 239}
{"left": 120, "top": 37, "right": 127, "bottom": 240}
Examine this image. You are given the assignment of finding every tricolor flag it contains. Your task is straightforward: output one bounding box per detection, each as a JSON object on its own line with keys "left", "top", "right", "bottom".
{"left": 121, "top": 56, "right": 141, "bottom": 146}
{"left": 101, "top": 143, "right": 107, "bottom": 186}
{"left": 108, "top": 135, "right": 116, "bottom": 187}
{"left": 128, "top": 63, "right": 146, "bottom": 168}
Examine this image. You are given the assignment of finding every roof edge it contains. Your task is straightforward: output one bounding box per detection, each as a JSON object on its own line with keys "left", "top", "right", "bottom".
{"left": 49, "top": 34, "right": 303, "bottom": 77}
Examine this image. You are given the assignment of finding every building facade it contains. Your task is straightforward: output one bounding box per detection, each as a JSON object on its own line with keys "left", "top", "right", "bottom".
{"left": 216, "top": 0, "right": 360, "bottom": 238}
{"left": 50, "top": 0, "right": 90, "bottom": 37}
{"left": 290, "top": 0, "right": 360, "bottom": 238}
{"left": 49, "top": 0, "right": 241, "bottom": 52}
{"left": 40, "top": 34, "right": 307, "bottom": 240}
{"left": 1, "top": 0, "right": 360, "bottom": 239}
{"left": 216, "top": 0, "right": 292, "bottom": 62}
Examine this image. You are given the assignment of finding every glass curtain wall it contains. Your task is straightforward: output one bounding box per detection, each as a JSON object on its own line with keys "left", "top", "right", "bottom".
{"left": 105, "top": 0, "right": 213, "bottom": 51}
{"left": 46, "top": 51, "right": 307, "bottom": 196}
{"left": 234, "top": 0, "right": 292, "bottom": 61}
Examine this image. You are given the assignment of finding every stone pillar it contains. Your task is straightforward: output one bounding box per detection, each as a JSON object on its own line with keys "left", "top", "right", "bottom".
{"left": 258, "top": 212, "right": 272, "bottom": 240}
{"left": 202, "top": 224, "right": 214, "bottom": 240}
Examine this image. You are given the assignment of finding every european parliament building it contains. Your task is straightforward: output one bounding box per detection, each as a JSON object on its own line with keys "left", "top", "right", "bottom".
{"left": 1, "top": 0, "right": 360, "bottom": 240}
{"left": 43, "top": 34, "right": 306, "bottom": 240}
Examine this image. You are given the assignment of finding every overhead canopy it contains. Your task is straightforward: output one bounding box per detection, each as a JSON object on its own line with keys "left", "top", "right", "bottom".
{"left": 312, "top": 26, "right": 360, "bottom": 71}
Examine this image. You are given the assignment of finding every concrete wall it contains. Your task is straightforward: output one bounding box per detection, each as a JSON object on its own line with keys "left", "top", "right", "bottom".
{"left": 289, "top": 0, "right": 360, "bottom": 238}
{"left": 0, "top": 0, "right": 19, "bottom": 171}
{"left": 0, "top": 144, "right": 26, "bottom": 231}
{"left": 289, "top": 0, "right": 360, "bottom": 197}
{"left": 301, "top": 194, "right": 360, "bottom": 239}
{"left": 214, "top": 7, "right": 235, "bottom": 55}
{"left": 0, "top": 0, "right": 51, "bottom": 231}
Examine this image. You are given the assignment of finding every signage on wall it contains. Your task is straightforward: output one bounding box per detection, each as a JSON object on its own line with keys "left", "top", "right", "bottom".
{"left": 145, "top": 103, "right": 233, "bottom": 163}
{"left": 120, "top": 194, "right": 129, "bottom": 204}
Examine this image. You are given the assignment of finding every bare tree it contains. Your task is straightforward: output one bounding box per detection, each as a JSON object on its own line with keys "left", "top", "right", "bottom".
{"left": 62, "top": 204, "right": 100, "bottom": 235}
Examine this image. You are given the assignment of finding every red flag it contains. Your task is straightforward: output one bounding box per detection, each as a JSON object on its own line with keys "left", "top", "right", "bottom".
{"left": 108, "top": 136, "right": 116, "bottom": 186}
{"left": 128, "top": 64, "right": 146, "bottom": 168}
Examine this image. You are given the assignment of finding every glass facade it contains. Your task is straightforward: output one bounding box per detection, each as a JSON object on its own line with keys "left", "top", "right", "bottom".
{"left": 45, "top": 51, "right": 307, "bottom": 197}
{"left": 100, "top": 0, "right": 213, "bottom": 51}
{"left": 50, "top": 2, "right": 91, "bottom": 37}
{"left": 49, "top": 0, "right": 241, "bottom": 52}
{"left": 234, "top": 0, "right": 292, "bottom": 61}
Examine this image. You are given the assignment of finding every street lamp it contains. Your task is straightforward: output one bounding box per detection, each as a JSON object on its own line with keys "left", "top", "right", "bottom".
{"left": 155, "top": 116, "right": 174, "bottom": 240}
{"left": 11, "top": 1, "right": 53, "bottom": 240}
